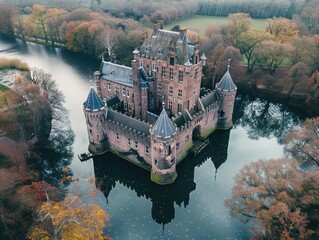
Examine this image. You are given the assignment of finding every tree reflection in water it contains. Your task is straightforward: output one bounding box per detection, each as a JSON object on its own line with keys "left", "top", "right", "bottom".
{"left": 94, "top": 130, "right": 230, "bottom": 226}
{"left": 29, "top": 118, "right": 74, "bottom": 188}
{"left": 233, "top": 94, "right": 306, "bottom": 143}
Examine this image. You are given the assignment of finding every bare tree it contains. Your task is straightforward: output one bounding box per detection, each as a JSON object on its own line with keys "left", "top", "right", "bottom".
{"left": 100, "top": 27, "right": 116, "bottom": 57}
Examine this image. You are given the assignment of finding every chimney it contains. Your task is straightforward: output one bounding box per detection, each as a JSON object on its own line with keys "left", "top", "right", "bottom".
{"left": 153, "top": 20, "right": 164, "bottom": 36}
{"left": 179, "top": 28, "right": 187, "bottom": 40}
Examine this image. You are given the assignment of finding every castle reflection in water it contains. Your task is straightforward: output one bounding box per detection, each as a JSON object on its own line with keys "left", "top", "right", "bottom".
{"left": 93, "top": 129, "right": 230, "bottom": 226}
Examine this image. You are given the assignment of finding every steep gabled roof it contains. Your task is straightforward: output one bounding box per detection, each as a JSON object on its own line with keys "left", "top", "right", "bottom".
{"left": 83, "top": 86, "right": 105, "bottom": 111}
{"left": 100, "top": 61, "right": 133, "bottom": 87}
{"left": 216, "top": 70, "right": 236, "bottom": 91}
{"left": 152, "top": 108, "right": 176, "bottom": 138}
{"left": 139, "top": 29, "right": 193, "bottom": 65}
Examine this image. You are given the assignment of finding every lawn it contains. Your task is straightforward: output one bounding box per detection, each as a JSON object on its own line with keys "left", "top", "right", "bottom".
{"left": 165, "top": 15, "right": 267, "bottom": 36}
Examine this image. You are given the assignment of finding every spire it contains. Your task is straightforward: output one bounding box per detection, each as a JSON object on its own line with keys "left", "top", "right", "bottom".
{"left": 152, "top": 108, "right": 176, "bottom": 138}
{"left": 83, "top": 81, "right": 105, "bottom": 111}
{"left": 216, "top": 59, "right": 236, "bottom": 91}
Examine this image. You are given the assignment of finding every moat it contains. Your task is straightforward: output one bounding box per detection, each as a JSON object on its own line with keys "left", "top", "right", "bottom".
{"left": 0, "top": 36, "right": 307, "bottom": 239}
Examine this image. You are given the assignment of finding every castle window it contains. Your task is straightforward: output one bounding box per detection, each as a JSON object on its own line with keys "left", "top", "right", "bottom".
{"left": 171, "top": 159, "right": 174, "bottom": 165}
{"left": 155, "top": 159, "right": 158, "bottom": 165}
{"left": 168, "top": 101, "right": 173, "bottom": 111}
{"left": 145, "top": 146, "right": 149, "bottom": 154}
{"left": 116, "top": 133, "right": 120, "bottom": 141}
{"left": 177, "top": 103, "right": 182, "bottom": 113}
{"left": 161, "top": 66, "right": 166, "bottom": 78}
{"left": 178, "top": 71, "right": 183, "bottom": 82}
{"left": 108, "top": 83, "right": 111, "bottom": 91}
{"left": 157, "top": 82, "right": 162, "bottom": 91}
{"left": 152, "top": 63, "right": 156, "bottom": 71}
{"left": 124, "top": 102, "right": 127, "bottom": 110}
{"left": 135, "top": 141, "right": 138, "bottom": 148}
{"left": 220, "top": 110, "right": 225, "bottom": 117}
{"left": 170, "top": 57, "right": 175, "bottom": 66}
{"left": 169, "top": 68, "right": 174, "bottom": 80}
{"left": 139, "top": 60, "right": 143, "bottom": 67}
{"left": 176, "top": 142, "right": 179, "bottom": 150}
{"left": 103, "top": 82, "right": 106, "bottom": 88}
{"left": 185, "top": 135, "right": 189, "bottom": 141}
{"left": 122, "top": 88, "right": 126, "bottom": 96}
{"left": 178, "top": 89, "right": 183, "bottom": 98}
{"left": 194, "top": 69, "right": 198, "bottom": 80}
{"left": 115, "top": 86, "right": 119, "bottom": 95}
{"left": 168, "top": 86, "right": 173, "bottom": 95}
{"left": 89, "top": 129, "right": 92, "bottom": 134}
{"left": 128, "top": 103, "right": 132, "bottom": 111}
{"left": 158, "top": 49, "right": 163, "bottom": 54}
{"left": 126, "top": 89, "right": 130, "bottom": 97}
{"left": 97, "top": 134, "right": 100, "bottom": 140}
{"left": 145, "top": 47, "right": 149, "bottom": 52}
{"left": 128, "top": 138, "right": 131, "bottom": 146}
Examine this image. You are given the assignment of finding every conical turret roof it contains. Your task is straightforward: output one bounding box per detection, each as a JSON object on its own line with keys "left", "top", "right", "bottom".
{"left": 83, "top": 85, "right": 105, "bottom": 111}
{"left": 216, "top": 70, "right": 236, "bottom": 91}
{"left": 152, "top": 109, "right": 176, "bottom": 138}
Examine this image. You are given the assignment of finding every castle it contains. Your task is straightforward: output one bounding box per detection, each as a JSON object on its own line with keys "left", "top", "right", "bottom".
{"left": 83, "top": 22, "right": 237, "bottom": 185}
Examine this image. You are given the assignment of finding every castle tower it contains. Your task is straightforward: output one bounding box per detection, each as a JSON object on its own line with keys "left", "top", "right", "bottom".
{"left": 150, "top": 105, "right": 177, "bottom": 185}
{"left": 83, "top": 80, "right": 107, "bottom": 153}
{"left": 215, "top": 63, "right": 237, "bottom": 129}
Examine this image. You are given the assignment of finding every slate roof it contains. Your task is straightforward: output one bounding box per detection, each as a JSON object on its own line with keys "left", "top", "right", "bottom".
{"left": 100, "top": 61, "right": 133, "bottom": 87}
{"left": 173, "top": 113, "right": 191, "bottom": 127}
{"left": 139, "top": 29, "right": 193, "bottom": 65}
{"left": 200, "top": 91, "right": 219, "bottom": 109}
{"left": 106, "top": 95, "right": 120, "bottom": 107}
{"left": 152, "top": 108, "right": 176, "bottom": 138}
{"left": 216, "top": 70, "right": 236, "bottom": 91}
{"left": 106, "top": 109, "right": 150, "bottom": 136}
{"left": 83, "top": 86, "right": 105, "bottom": 111}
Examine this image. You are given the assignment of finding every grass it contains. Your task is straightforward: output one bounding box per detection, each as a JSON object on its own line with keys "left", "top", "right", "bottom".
{"left": 0, "top": 152, "right": 12, "bottom": 169}
{"left": 0, "top": 58, "right": 29, "bottom": 71}
{"left": 165, "top": 15, "right": 268, "bottom": 36}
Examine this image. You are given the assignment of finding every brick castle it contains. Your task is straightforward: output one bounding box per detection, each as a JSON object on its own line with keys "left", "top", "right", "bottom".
{"left": 83, "top": 22, "right": 237, "bottom": 185}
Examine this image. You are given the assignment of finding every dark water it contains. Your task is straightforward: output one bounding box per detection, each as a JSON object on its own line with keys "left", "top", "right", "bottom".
{"left": 0, "top": 36, "right": 307, "bottom": 239}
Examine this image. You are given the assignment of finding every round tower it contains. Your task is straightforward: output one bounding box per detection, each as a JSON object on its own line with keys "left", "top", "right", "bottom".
{"left": 215, "top": 63, "right": 237, "bottom": 129}
{"left": 150, "top": 107, "right": 177, "bottom": 185}
{"left": 83, "top": 80, "right": 107, "bottom": 154}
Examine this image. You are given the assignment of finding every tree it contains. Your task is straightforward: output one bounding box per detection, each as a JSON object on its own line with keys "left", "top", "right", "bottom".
{"left": 235, "top": 30, "right": 271, "bottom": 73}
{"left": 285, "top": 117, "right": 319, "bottom": 168}
{"left": 288, "top": 62, "right": 311, "bottom": 96}
{"left": 26, "top": 5, "right": 50, "bottom": 43}
{"left": 225, "top": 158, "right": 318, "bottom": 239}
{"left": 100, "top": 27, "right": 117, "bottom": 57}
{"left": 224, "top": 13, "right": 253, "bottom": 47}
{"left": 256, "top": 40, "right": 292, "bottom": 75}
{"left": 266, "top": 17, "right": 299, "bottom": 43}
{"left": 0, "top": 3, "right": 18, "bottom": 37}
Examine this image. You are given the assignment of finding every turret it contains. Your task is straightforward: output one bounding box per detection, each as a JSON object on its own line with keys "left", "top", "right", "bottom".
{"left": 150, "top": 105, "right": 177, "bottom": 185}
{"left": 83, "top": 80, "right": 107, "bottom": 154}
{"left": 215, "top": 62, "right": 237, "bottom": 129}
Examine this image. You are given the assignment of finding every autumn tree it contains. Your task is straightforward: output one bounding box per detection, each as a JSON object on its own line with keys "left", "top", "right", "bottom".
{"left": 0, "top": 3, "right": 18, "bottom": 37}
{"left": 288, "top": 62, "right": 311, "bottom": 96}
{"left": 266, "top": 17, "right": 299, "bottom": 43}
{"left": 285, "top": 117, "right": 319, "bottom": 168}
{"left": 235, "top": 30, "right": 271, "bottom": 73}
{"left": 256, "top": 40, "right": 292, "bottom": 75}
{"left": 225, "top": 158, "right": 318, "bottom": 239}
{"left": 224, "top": 13, "right": 253, "bottom": 47}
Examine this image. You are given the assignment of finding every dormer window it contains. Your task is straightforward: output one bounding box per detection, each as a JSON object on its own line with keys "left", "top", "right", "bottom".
{"left": 145, "top": 46, "right": 150, "bottom": 52}
{"left": 158, "top": 48, "right": 163, "bottom": 54}
{"left": 110, "top": 70, "right": 114, "bottom": 75}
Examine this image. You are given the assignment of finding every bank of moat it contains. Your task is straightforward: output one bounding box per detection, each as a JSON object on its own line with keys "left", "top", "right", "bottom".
{"left": 83, "top": 22, "right": 237, "bottom": 185}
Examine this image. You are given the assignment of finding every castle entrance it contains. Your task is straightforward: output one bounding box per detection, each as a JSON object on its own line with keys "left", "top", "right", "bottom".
{"left": 192, "top": 125, "right": 201, "bottom": 140}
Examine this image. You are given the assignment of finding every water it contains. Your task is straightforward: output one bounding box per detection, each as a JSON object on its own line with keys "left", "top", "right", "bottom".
{"left": 0, "top": 36, "right": 306, "bottom": 239}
